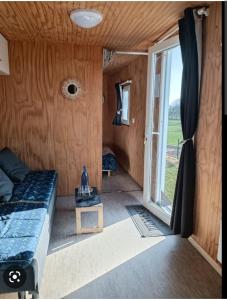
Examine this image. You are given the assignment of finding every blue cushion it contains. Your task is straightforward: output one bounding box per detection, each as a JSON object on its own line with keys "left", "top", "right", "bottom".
{"left": 0, "top": 168, "right": 14, "bottom": 202}
{"left": 0, "top": 170, "right": 57, "bottom": 269}
{"left": 0, "top": 148, "right": 30, "bottom": 182}
{"left": 102, "top": 153, "right": 118, "bottom": 171}
{"left": 0, "top": 237, "right": 38, "bottom": 266}
{"left": 12, "top": 170, "right": 57, "bottom": 206}
{"left": 0, "top": 202, "right": 47, "bottom": 266}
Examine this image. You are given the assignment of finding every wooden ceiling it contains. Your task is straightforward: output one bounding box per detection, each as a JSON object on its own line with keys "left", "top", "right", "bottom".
{"left": 0, "top": 1, "right": 205, "bottom": 72}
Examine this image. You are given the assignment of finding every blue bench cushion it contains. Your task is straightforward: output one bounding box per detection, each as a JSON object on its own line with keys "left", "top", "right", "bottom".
{"left": 0, "top": 202, "right": 47, "bottom": 267}
{"left": 102, "top": 153, "right": 118, "bottom": 171}
{"left": 12, "top": 170, "right": 57, "bottom": 205}
{"left": 0, "top": 170, "right": 57, "bottom": 269}
{"left": 0, "top": 237, "right": 38, "bottom": 267}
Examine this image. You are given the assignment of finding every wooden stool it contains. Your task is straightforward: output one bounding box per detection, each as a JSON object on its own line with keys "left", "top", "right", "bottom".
{"left": 75, "top": 203, "right": 103, "bottom": 234}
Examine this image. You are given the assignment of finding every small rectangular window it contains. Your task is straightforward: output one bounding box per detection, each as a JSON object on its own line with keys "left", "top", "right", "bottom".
{"left": 121, "top": 84, "right": 131, "bottom": 125}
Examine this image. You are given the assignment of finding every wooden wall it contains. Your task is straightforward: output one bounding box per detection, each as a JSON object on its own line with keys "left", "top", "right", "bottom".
{"left": 103, "top": 74, "right": 114, "bottom": 147}
{"left": 0, "top": 41, "right": 103, "bottom": 195}
{"left": 192, "top": 2, "right": 222, "bottom": 263}
{"left": 104, "top": 56, "right": 147, "bottom": 187}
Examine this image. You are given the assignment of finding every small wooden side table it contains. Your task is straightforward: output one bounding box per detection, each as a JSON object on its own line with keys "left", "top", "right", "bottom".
{"left": 74, "top": 187, "right": 103, "bottom": 234}
{"left": 75, "top": 203, "right": 103, "bottom": 234}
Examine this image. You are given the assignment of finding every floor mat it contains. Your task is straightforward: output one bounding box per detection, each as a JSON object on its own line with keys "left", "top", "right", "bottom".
{"left": 126, "top": 205, "right": 173, "bottom": 237}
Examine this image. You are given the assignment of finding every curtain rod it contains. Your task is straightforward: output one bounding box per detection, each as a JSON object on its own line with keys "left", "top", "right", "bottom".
{"left": 114, "top": 50, "right": 148, "bottom": 56}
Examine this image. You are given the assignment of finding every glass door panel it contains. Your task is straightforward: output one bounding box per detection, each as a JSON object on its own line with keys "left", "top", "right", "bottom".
{"left": 143, "top": 36, "right": 183, "bottom": 220}
{"left": 158, "top": 45, "right": 183, "bottom": 211}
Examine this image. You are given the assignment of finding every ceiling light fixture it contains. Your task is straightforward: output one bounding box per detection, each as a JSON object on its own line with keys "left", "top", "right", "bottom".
{"left": 70, "top": 9, "right": 103, "bottom": 29}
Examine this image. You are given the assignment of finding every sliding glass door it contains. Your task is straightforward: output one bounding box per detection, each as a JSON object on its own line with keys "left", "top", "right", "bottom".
{"left": 143, "top": 36, "right": 183, "bottom": 222}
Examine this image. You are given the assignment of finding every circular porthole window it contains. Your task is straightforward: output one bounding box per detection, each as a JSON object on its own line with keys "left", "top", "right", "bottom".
{"left": 62, "top": 79, "right": 80, "bottom": 100}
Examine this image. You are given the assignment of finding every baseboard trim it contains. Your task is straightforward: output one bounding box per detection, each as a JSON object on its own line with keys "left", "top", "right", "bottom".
{"left": 188, "top": 237, "right": 222, "bottom": 276}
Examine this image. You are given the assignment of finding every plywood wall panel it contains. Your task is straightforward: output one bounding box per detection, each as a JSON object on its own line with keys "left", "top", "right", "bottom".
{"left": 0, "top": 41, "right": 103, "bottom": 195}
{"left": 103, "top": 74, "right": 114, "bottom": 146}
{"left": 192, "top": 2, "right": 222, "bottom": 263}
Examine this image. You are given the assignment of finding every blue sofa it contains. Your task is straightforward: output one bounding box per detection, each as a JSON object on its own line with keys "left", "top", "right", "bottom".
{"left": 0, "top": 170, "right": 57, "bottom": 298}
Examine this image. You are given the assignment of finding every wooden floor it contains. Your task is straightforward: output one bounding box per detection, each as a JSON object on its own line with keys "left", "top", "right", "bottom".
{"left": 0, "top": 171, "right": 222, "bottom": 299}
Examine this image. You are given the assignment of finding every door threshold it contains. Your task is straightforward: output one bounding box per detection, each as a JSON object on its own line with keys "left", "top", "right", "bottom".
{"left": 158, "top": 203, "right": 172, "bottom": 216}
{"left": 142, "top": 200, "right": 171, "bottom": 226}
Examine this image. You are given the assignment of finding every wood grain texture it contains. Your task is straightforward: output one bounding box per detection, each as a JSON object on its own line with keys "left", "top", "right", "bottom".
{"left": 102, "top": 74, "right": 114, "bottom": 147}
{"left": 0, "top": 41, "right": 103, "bottom": 195}
{"left": 0, "top": 1, "right": 205, "bottom": 72}
{"left": 75, "top": 203, "right": 103, "bottom": 234}
{"left": 0, "top": 1, "right": 202, "bottom": 47}
{"left": 192, "top": 2, "right": 222, "bottom": 263}
{"left": 104, "top": 57, "right": 147, "bottom": 187}
{"left": 104, "top": 55, "right": 140, "bottom": 74}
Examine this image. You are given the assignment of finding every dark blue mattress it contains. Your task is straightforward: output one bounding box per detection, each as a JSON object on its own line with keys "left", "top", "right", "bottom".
{"left": 0, "top": 202, "right": 47, "bottom": 267}
{"left": 12, "top": 170, "right": 57, "bottom": 204}
{"left": 102, "top": 153, "right": 118, "bottom": 171}
{"left": 0, "top": 170, "right": 57, "bottom": 268}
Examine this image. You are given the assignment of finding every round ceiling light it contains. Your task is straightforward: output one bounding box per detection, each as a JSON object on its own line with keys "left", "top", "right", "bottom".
{"left": 70, "top": 9, "right": 103, "bottom": 29}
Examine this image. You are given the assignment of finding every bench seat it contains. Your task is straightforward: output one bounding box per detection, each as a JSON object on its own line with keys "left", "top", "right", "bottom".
{"left": 0, "top": 170, "right": 57, "bottom": 298}
{"left": 12, "top": 170, "right": 57, "bottom": 204}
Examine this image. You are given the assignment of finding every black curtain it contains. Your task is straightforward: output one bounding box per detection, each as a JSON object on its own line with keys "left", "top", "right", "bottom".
{"left": 170, "top": 8, "right": 202, "bottom": 238}
{"left": 112, "top": 83, "right": 122, "bottom": 126}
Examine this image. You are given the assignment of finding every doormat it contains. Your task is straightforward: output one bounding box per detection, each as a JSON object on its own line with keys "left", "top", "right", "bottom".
{"left": 125, "top": 205, "right": 173, "bottom": 237}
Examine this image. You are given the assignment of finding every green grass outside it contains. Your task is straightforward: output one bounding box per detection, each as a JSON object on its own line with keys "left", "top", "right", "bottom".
{"left": 164, "top": 119, "right": 182, "bottom": 203}
{"left": 167, "top": 119, "right": 183, "bottom": 146}
{"left": 164, "top": 161, "right": 178, "bottom": 203}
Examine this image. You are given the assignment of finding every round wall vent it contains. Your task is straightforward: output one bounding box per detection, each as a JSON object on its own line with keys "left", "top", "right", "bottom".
{"left": 62, "top": 79, "right": 80, "bottom": 100}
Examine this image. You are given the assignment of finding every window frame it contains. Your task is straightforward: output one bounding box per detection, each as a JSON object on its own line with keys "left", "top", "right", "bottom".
{"left": 121, "top": 83, "right": 131, "bottom": 126}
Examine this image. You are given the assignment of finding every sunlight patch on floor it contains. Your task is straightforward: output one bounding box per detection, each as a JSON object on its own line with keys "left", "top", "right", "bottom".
{"left": 40, "top": 217, "right": 165, "bottom": 298}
